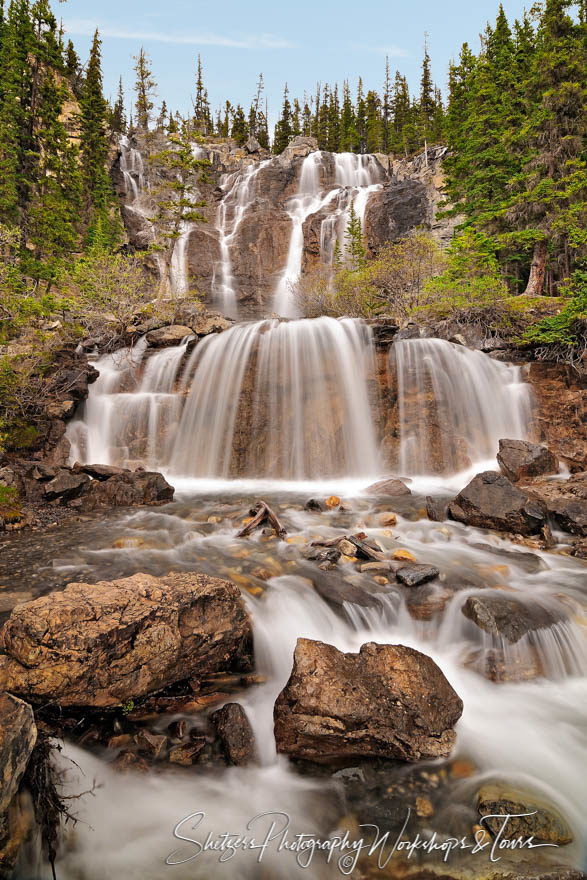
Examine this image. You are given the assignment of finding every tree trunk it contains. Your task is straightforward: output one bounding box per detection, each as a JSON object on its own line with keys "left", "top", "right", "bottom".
{"left": 524, "top": 240, "right": 548, "bottom": 297}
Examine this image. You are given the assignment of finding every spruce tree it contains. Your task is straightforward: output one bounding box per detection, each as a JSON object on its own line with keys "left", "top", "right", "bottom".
{"left": 382, "top": 56, "right": 392, "bottom": 152}
{"left": 340, "top": 80, "right": 356, "bottom": 152}
{"left": 273, "top": 83, "right": 293, "bottom": 154}
{"left": 231, "top": 104, "right": 248, "bottom": 145}
{"left": 194, "top": 54, "right": 212, "bottom": 135}
{"left": 356, "top": 78, "right": 367, "bottom": 153}
{"left": 345, "top": 202, "right": 366, "bottom": 269}
{"left": 134, "top": 47, "right": 156, "bottom": 131}
{"left": 419, "top": 35, "right": 436, "bottom": 141}
{"left": 111, "top": 77, "right": 126, "bottom": 134}
{"left": 366, "top": 89, "right": 382, "bottom": 153}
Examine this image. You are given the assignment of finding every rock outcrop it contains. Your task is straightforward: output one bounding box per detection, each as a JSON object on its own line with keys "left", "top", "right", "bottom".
{"left": 448, "top": 471, "right": 546, "bottom": 535}
{"left": 274, "top": 638, "right": 463, "bottom": 763}
{"left": 0, "top": 694, "right": 36, "bottom": 817}
{"left": 525, "top": 472, "right": 587, "bottom": 536}
{"left": 0, "top": 572, "right": 252, "bottom": 707}
{"left": 497, "top": 438, "right": 558, "bottom": 482}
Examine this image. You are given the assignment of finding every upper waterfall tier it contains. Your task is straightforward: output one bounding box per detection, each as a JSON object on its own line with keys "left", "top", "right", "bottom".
{"left": 113, "top": 137, "right": 448, "bottom": 319}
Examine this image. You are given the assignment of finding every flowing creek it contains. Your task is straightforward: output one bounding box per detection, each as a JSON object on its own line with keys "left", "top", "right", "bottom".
{"left": 6, "top": 319, "right": 586, "bottom": 878}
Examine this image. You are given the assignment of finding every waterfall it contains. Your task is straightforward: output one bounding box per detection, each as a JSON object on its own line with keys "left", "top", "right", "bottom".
{"left": 273, "top": 152, "right": 384, "bottom": 316}
{"left": 119, "top": 135, "right": 146, "bottom": 204}
{"left": 211, "top": 160, "right": 271, "bottom": 318}
{"left": 68, "top": 318, "right": 380, "bottom": 481}
{"left": 392, "top": 338, "right": 535, "bottom": 476}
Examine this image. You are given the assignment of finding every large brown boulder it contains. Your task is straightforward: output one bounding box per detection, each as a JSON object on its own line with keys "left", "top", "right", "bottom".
{"left": 274, "top": 639, "right": 463, "bottom": 763}
{"left": 146, "top": 325, "right": 194, "bottom": 347}
{"left": 0, "top": 572, "right": 251, "bottom": 708}
{"left": 525, "top": 472, "right": 587, "bottom": 537}
{"left": 448, "top": 471, "right": 545, "bottom": 535}
{"left": 0, "top": 694, "right": 36, "bottom": 817}
{"left": 497, "top": 438, "right": 558, "bottom": 482}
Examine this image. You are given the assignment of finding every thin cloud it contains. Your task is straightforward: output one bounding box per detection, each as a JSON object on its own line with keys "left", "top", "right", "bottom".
{"left": 352, "top": 43, "right": 410, "bottom": 57}
{"left": 62, "top": 19, "right": 298, "bottom": 49}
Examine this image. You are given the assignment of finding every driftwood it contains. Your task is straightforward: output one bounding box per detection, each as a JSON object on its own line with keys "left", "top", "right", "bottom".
{"left": 348, "top": 535, "right": 387, "bottom": 562}
{"left": 236, "top": 501, "right": 287, "bottom": 541}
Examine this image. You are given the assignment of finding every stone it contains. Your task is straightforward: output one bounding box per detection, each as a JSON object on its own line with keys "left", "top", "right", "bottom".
{"left": 365, "top": 478, "right": 412, "bottom": 496}
{"left": 470, "top": 542, "right": 547, "bottom": 574}
{"left": 146, "top": 325, "right": 194, "bottom": 347}
{"left": 303, "top": 546, "right": 341, "bottom": 567}
{"left": 112, "top": 751, "right": 149, "bottom": 773}
{"left": 477, "top": 783, "right": 573, "bottom": 845}
{"left": 72, "top": 463, "right": 126, "bottom": 480}
{"left": 304, "top": 498, "right": 325, "bottom": 512}
{"left": 360, "top": 561, "right": 394, "bottom": 574}
{"left": 244, "top": 135, "right": 261, "bottom": 154}
{"left": 392, "top": 549, "right": 416, "bottom": 562}
{"left": 396, "top": 564, "right": 440, "bottom": 587}
{"left": 191, "top": 313, "right": 233, "bottom": 336}
{"left": 461, "top": 594, "right": 566, "bottom": 644}
{"left": 497, "top": 439, "right": 559, "bottom": 482}
{"left": 306, "top": 570, "right": 381, "bottom": 609}
{"left": 337, "top": 539, "right": 357, "bottom": 557}
{"left": 325, "top": 495, "right": 341, "bottom": 509}
{"left": 526, "top": 473, "right": 587, "bottom": 537}
{"left": 378, "top": 512, "right": 398, "bottom": 527}
{"left": 43, "top": 470, "right": 91, "bottom": 501}
{"left": 210, "top": 702, "right": 256, "bottom": 766}
{"left": 0, "top": 694, "right": 37, "bottom": 816}
{"left": 169, "top": 741, "right": 205, "bottom": 766}
{"left": 426, "top": 496, "right": 449, "bottom": 522}
{"left": 134, "top": 730, "right": 167, "bottom": 759}
{"left": 167, "top": 719, "right": 188, "bottom": 740}
{"left": 0, "top": 572, "right": 252, "bottom": 708}
{"left": 448, "top": 471, "right": 546, "bottom": 535}
{"left": 274, "top": 639, "right": 463, "bottom": 763}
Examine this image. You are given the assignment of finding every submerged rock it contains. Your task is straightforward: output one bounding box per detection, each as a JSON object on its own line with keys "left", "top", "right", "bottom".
{"left": 396, "top": 564, "right": 440, "bottom": 587}
{"left": 448, "top": 471, "right": 545, "bottom": 535}
{"left": 497, "top": 438, "right": 558, "bottom": 482}
{"left": 274, "top": 638, "right": 463, "bottom": 763}
{"left": 0, "top": 572, "right": 252, "bottom": 708}
{"left": 461, "top": 594, "right": 566, "bottom": 644}
{"left": 477, "top": 783, "right": 573, "bottom": 845}
{"left": 210, "top": 702, "right": 256, "bottom": 766}
{"left": 365, "top": 478, "right": 412, "bottom": 496}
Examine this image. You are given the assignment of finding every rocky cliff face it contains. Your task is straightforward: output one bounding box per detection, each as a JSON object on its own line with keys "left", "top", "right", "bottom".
{"left": 112, "top": 136, "right": 454, "bottom": 318}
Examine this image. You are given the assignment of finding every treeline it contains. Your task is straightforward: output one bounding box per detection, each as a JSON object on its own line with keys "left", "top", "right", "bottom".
{"left": 127, "top": 46, "right": 444, "bottom": 157}
{"left": 0, "top": 0, "right": 119, "bottom": 284}
{"left": 444, "top": 0, "right": 585, "bottom": 297}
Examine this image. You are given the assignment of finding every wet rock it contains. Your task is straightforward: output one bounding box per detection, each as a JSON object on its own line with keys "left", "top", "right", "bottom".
{"left": 497, "top": 439, "right": 558, "bottom": 482}
{"left": 72, "top": 463, "right": 126, "bottom": 480}
{"left": 406, "top": 583, "right": 458, "bottom": 621}
{"left": 43, "top": 470, "right": 90, "bottom": 501}
{"left": 307, "top": 569, "right": 381, "bottom": 609}
{"left": 396, "top": 564, "right": 440, "bottom": 587}
{"left": 210, "top": 702, "right": 256, "bottom": 766}
{"left": 337, "top": 539, "right": 357, "bottom": 557}
{"left": 359, "top": 561, "right": 394, "bottom": 574}
{"left": 112, "top": 750, "right": 149, "bottom": 773}
{"left": 448, "top": 471, "right": 545, "bottom": 535}
{"left": 392, "top": 549, "right": 416, "bottom": 562}
{"left": 134, "top": 730, "right": 167, "bottom": 759}
{"left": 191, "top": 313, "right": 233, "bottom": 337}
{"left": 167, "top": 719, "right": 188, "bottom": 740}
{"left": 426, "top": 496, "right": 449, "bottom": 522}
{"left": 169, "top": 741, "right": 206, "bottom": 766}
{"left": 0, "top": 572, "right": 252, "bottom": 708}
{"left": 0, "top": 694, "right": 37, "bottom": 816}
{"left": 526, "top": 472, "right": 587, "bottom": 537}
{"left": 365, "top": 478, "right": 412, "bottom": 496}
{"left": 378, "top": 512, "right": 397, "bottom": 527}
{"left": 470, "top": 542, "right": 547, "bottom": 573}
{"left": 477, "top": 783, "right": 573, "bottom": 845}
{"left": 146, "top": 325, "right": 193, "bottom": 347}
{"left": 302, "top": 546, "right": 341, "bottom": 566}
{"left": 274, "top": 639, "right": 463, "bottom": 763}
{"left": 304, "top": 498, "right": 325, "bottom": 512}
{"left": 325, "top": 495, "right": 341, "bottom": 509}
{"left": 461, "top": 594, "right": 566, "bottom": 644}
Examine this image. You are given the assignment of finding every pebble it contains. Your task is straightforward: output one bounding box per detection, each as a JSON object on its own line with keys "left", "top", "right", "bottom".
{"left": 392, "top": 549, "right": 416, "bottom": 562}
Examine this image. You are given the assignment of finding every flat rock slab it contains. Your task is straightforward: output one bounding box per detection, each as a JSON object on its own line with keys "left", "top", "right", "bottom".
{"left": 0, "top": 693, "right": 37, "bottom": 816}
{"left": 448, "top": 471, "right": 545, "bottom": 535}
{"left": 0, "top": 572, "right": 251, "bottom": 708}
{"left": 396, "top": 564, "right": 440, "bottom": 587}
{"left": 146, "top": 325, "right": 193, "bottom": 347}
{"left": 274, "top": 638, "right": 462, "bottom": 763}
{"left": 462, "top": 594, "right": 566, "bottom": 644}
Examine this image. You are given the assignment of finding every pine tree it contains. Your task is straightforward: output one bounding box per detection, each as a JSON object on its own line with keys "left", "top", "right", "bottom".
{"left": 340, "top": 80, "right": 356, "bottom": 151}
{"left": 156, "top": 100, "right": 168, "bottom": 132}
{"left": 366, "top": 89, "right": 382, "bottom": 153}
{"left": 231, "top": 104, "right": 248, "bottom": 145}
{"left": 317, "top": 83, "right": 329, "bottom": 149}
{"left": 356, "top": 78, "right": 367, "bottom": 153}
{"left": 194, "top": 54, "right": 212, "bottom": 135}
{"left": 301, "top": 97, "right": 312, "bottom": 137}
{"left": 327, "top": 85, "right": 340, "bottom": 152}
{"left": 79, "top": 29, "right": 116, "bottom": 242}
{"left": 111, "top": 77, "right": 126, "bottom": 134}
{"left": 273, "top": 83, "right": 292, "bottom": 154}
{"left": 134, "top": 47, "right": 156, "bottom": 131}
{"left": 419, "top": 35, "right": 436, "bottom": 141}
{"left": 292, "top": 97, "right": 301, "bottom": 138}
{"left": 345, "top": 202, "right": 366, "bottom": 269}
{"left": 382, "top": 56, "right": 392, "bottom": 152}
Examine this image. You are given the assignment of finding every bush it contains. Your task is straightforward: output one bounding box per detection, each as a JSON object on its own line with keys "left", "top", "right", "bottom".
{"left": 521, "top": 269, "right": 587, "bottom": 367}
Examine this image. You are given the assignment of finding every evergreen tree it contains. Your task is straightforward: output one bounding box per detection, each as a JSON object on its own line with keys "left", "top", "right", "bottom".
{"left": 194, "top": 54, "right": 212, "bottom": 135}
{"left": 231, "top": 104, "right": 248, "bottom": 145}
{"left": 111, "top": 77, "right": 126, "bottom": 134}
{"left": 356, "top": 77, "right": 367, "bottom": 152}
{"left": 156, "top": 100, "right": 168, "bottom": 132}
{"left": 301, "top": 97, "right": 312, "bottom": 137}
{"left": 366, "top": 89, "right": 382, "bottom": 153}
{"left": 340, "top": 80, "right": 356, "bottom": 151}
{"left": 327, "top": 84, "right": 340, "bottom": 152}
{"left": 292, "top": 97, "right": 301, "bottom": 138}
{"left": 345, "top": 202, "right": 366, "bottom": 269}
{"left": 133, "top": 47, "right": 156, "bottom": 131}
{"left": 382, "top": 56, "right": 392, "bottom": 152}
{"left": 316, "top": 83, "right": 329, "bottom": 149}
{"left": 273, "top": 83, "right": 292, "bottom": 153}
{"left": 419, "top": 35, "right": 436, "bottom": 140}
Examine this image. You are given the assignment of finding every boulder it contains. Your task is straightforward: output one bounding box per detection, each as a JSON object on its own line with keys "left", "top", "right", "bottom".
{"left": 0, "top": 572, "right": 252, "bottom": 708}
{"left": 43, "top": 470, "right": 90, "bottom": 501}
{"left": 477, "top": 783, "right": 573, "bottom": 845}
{"left": 0, "top": 694, "right": 37, "bottom": 817}
{"left": 274, "top": 639, "right": 463, "bottom": 763}
{"left": 396, "top": 564, "right": 440, "bottom": 587}
{"left": 191, "top": 313, "right": 233, "bottom": 337}
{"left": 525, "top": 472, "right": 587, "bottom": 537}
{"left": 497, "top": 439, "right": 558, "bottom": 482}
{"left": 244, "top": 136, "right": 261, "bottom": 154}
{"left": 365, "top": 478, "right": 412, "bottom": 496}
{"left": 461, "top": 594, "right": 566, "bottom": 644}
{"left": 146, "top": 325, "right": 194, "bottom": 348}
{"left": 426, "top": 496, "right": 449, "bottom": 522}
{"left": 210, "top": 702, "right": 256, "bottom": 766}
{"left": 448, "top": 471, "right": 545, "bottom": 535}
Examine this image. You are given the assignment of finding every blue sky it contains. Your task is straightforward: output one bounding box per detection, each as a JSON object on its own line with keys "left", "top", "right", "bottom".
{"left": 60, "top": 0, "right": 532, "bottom": 128}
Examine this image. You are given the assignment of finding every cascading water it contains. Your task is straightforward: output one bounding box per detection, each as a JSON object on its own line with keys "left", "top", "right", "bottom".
{"left": 119, "top": 135, "right": 146, "bottom": 203}
{"left": 211, "top": 160, "right": 271, "bottom": 318}
{"left": 392, "top": 337, "right": 535, "bottom": 477}
{"left": 67, "top": 318, "right": 381, "bottom": 482}
{"left": 273, "top": 151, "right": 384, "bottom": 317}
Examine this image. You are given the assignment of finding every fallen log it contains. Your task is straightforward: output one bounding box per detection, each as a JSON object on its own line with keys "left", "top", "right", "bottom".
{"left": 236, "top": 501, "right": 287, "bottom": 541}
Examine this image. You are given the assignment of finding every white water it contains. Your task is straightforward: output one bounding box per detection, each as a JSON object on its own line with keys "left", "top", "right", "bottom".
{"left": 393, "top": 338, "right": 535, "bottom": 476}
{"left": 273, "top": 152, "right": 384, "bottom": 317}
{"left": 211, "top": 160, "right": 271, "bottom": 318}
{"left": 119, "top": 135, "right": 146, "bottom": 203}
